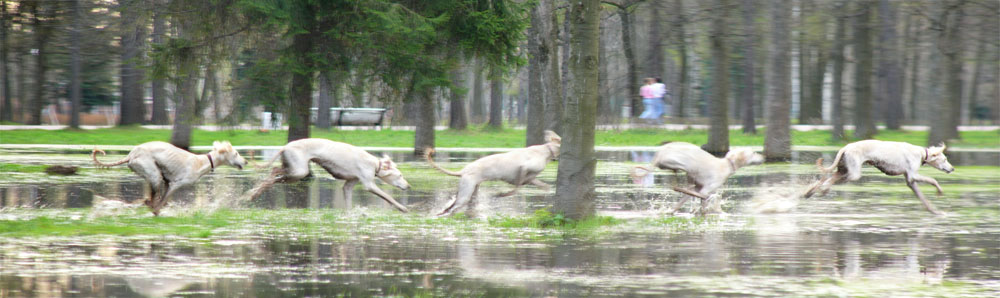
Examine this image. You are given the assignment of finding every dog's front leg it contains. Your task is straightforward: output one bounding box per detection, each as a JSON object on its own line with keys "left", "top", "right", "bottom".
{"left": 910, "top": 174, "right": 944, "bottom": 195}
{"left": 362, "top": 180, "right": 409, "bottom": 212}
{"left": 906, "top": 180, "right": 943, "bottom": 215}
{"left": 529, "top": 179, "right": 550, "bottom": 191}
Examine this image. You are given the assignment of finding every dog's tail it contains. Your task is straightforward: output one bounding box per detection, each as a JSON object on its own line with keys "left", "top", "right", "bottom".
{"left": 91, "top": 147, "right": 130, "bottom": 168}
{"left": 256, "top": 148, "right": 285, "bottom": 170}
{"left": 815, "top": 148, "right": 847, "bottom": 174}
{"left": 424, "top": 148, "right": 463, "bottom": 177}
{"left": 630, "top": 165, "right": 655, "bottom": 182}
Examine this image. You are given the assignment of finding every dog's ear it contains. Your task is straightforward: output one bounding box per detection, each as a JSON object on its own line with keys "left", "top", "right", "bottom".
{"left": 929, "top": 145, "right": 946, "bottom": 156}
{"left": 544, "top": 130, "right": 562, "bottom": 144}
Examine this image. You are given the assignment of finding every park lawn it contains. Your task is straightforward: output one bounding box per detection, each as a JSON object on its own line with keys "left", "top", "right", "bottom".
{"left": 0, "top": 126, "right": 997, "bottom": 148}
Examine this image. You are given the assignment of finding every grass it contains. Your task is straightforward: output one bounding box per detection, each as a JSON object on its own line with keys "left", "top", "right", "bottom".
{"left": 0, "top": 209, "right": 230, "bottom": 237}
{"left": 0, "top": 163, "right": 48, "bottom": 173}
{"left": 0, "top": 126, "right": 997, "bottom": 148}
{"left": 488, "top": 208, "right": 620, "bottom": 230}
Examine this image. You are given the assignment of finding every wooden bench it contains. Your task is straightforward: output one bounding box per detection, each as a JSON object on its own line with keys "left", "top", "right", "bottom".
{"left": 310, "top": 107, "right": 388, "bottom": 127}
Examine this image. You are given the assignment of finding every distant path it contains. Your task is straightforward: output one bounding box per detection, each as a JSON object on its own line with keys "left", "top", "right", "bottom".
{"left": 1, "top": 124, "right": 998, "bottom": 131}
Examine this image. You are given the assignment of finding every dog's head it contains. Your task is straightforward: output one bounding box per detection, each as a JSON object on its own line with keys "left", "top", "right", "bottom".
{"left": 544, "top": 130, "right": 562, "bottom": 158}
{"left": 926, "top": 143, "right": 954, "bottom": 174}
{"left": 376, "top": 154, "right": 410, "bottom": 190}
{"left": 213, "top": 141, "right": 247, "bottom": 170}
{"left": 725, "top": 148, "right": 764, "bottom": 168}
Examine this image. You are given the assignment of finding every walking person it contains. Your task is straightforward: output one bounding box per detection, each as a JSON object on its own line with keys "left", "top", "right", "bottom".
{"left": 638, "top": 78, "right": 660, "bottom": 124}
{"left": 651, "top": 77, "right": 670, "bottom": 121}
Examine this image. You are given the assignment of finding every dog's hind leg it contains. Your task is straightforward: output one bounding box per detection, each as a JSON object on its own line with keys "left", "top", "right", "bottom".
{"left": 342, "top": 179, "right": 359, "bottom": 207}
{"left": 439, "top": 177, "right": 479, "bottom": 216}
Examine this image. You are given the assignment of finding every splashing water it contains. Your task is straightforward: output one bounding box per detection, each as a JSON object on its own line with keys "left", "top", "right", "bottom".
{"left": 745, "top": 184, "right": 803, "bottom": 214}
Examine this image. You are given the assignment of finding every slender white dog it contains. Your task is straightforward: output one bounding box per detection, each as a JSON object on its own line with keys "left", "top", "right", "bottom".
{"left": 803, "top": 140, "right": 954, "bottom": 214}
{"left": 92, "top": 141, "right": 247, "bottom": 215}
{"left": 632, "top": 142, "right": 764, "bottom": 214}
{"left": 249, "top": 138, "right": 411, "bottom": 212}
{"left": 426, "top": 130, "right": 561, "bottom": 216}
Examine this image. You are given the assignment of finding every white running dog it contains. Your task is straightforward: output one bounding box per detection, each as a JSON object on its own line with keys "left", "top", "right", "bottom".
{"left": 632, "top": 142, "right": 764, "bottom": 214}
{"left": 426, "top": 130, "right": 561, "bottom": 216}
{"left": 249, "top": 138, "right": 411, "bottom": 212}
{"left": 804, "top": 140, "right": 954, "bottom": 214}
{"left": 92, "top": 141, "right": 247, "bottom": 215}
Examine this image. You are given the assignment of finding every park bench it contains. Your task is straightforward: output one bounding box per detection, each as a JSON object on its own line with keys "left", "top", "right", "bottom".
{"left": 309, "top": 107, "right": 388, "bottom": 128}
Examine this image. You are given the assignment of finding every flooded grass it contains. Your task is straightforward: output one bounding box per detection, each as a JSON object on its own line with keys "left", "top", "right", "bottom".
{"left": 1, "top": 150, "right": 998, "bottom": 297}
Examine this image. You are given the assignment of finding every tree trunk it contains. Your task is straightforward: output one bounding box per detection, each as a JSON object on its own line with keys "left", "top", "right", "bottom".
{"left": 449, "top": 63, "right": 469, "bottom": 130}
{"left": 526, "top": 2, "right": 547, "bottom": 145}
{"left": 488, "top": 70, "right": 503, "bottom": 128}
{"left": 765, "top": 0, "right": 792, "bottom": 161}
{"left": 929, "top": 1, "right": 964, "bottom": 145}
{"left": 704, "top": 0, "right": 731, "bottom": 155}
{"left": 673, "top": 0, "right": 688, "bottom": 119}
{"left": 853, "top": 1, "right": 876, "bottom": 139}
{"left": 798, "top": 0, "right": 815, "bottom": 125}
{"left": 316, "top": 72, "right": 332, "bottom": 129}
{"left": 414, "top": 89, "right": 435, "bottom": 155}
{"left": 0, "top": 0, "right": 11, "bottom": 123}
{"left": 150, "top": 9, "right": 169, "bottom": 125}
{"left": 805, "top": 3, "right": 828, "bottom": 125}
{"left": 119, "top": 0, "right": 147, "bottom": 125}
{"left": 878, "top": 0, "right": 903, "bottom": 129}
{"left": 287, "top": 32, "right": 315, "bottom": 143}
{"left": 169, "top": 20, "right": 197, "bottom": 150}
{"left": 965, "top": 27, "right": 986, "bottom": 124}
{"left": 553, "top": 0, "right": 599, "bottom": 220}
{"left": 471, "top": 59, "right": 485, "bottom": 123}
{"left": 28, "top": 4, "right": 52, "bottom": 126}
{"left": 619, "top": 9, "right": 640, "bottom": 118}
{"left": 740, "top": 0, "right": 756, "bottom": 134}
{"left": 831, "top": 2, "right": 847, "bottom": 141}
{"left": 543, "top": 0, "right": 562, "bottom": 135}
{"left": 907, "top": 16, "right": 921, "bottom": 123}
{"left": 69, "top": 0, "right": 83, "bottom": 128}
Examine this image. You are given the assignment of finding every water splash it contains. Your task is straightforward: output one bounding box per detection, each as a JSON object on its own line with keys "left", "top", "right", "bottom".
{"left": 745, "top": 183, "right": 803, "bottom": 214}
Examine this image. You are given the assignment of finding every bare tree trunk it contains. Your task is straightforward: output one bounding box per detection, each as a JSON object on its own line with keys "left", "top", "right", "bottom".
{"left": 553, "top": 0, "right": 599, "bottom": 220}
{"left": 965, "top": 27, "right": 986, "bottom": 124}
{"left": 543, "top": 0, "right": 563, "bottom": 135}
{"left": 28, "top": 3, "right": 52, "bottom": 126}
{"left": 831, "top": 1, "right": 847, "bottom": 140}
{"left": 449, "top": 62, "right": 468, "bottom": 130}
{"left": 618, "top": 9, "right": 641, "bottom": 119}
{"left": 853, "top": 1, "right": 876, "bottom": 139}
{"left": 287, "top": 32, "right": 315, "bottom": 143}
{"left": 673, "top": 0, "right": 688, "bottom": 119}
{"left": 150, "top": 8, "right": 169, "bottom": 125}
{"left": 704, "top": 0, "right": 731, "bottom": 155}
{"left": 471, "top": 59, "right": 485, "bottom": 123}
{"left": 526, "top": 1, "right": 547, "bottom": 145}
{"left": 765, "top": 0, "right": 792, "bottom": 161}
{"left": 929, "top": 1, "right": 964, "bottom": 144}
{"left": 169, "top": 20, "right": 197, "bottom": 150}
{"left": 806, "top": 6, "right": 828, "bottom": 125}
{"left": 488, "top": 70, "right": 503, "bottom": 128}
{"left": 878, "top": 0, "right": 903, "bottom": 129}
{"left": 740, "top": 0, "right": 756, "bottom": 134}
{"left": 119, "top": 0, "right": 147, "bottom": 125}
{"left": 69, "top": 0, "right": 83, "bottom": 128}
{"left": 798, "top": 0, "right": 816, "bottom": 125}
{"left": 414, "top": 89, "right": 435, "bottom": 155}
{"left": 316, "top": 72, "right": 332, "bottom": 129}
{"left": 906, "top": 16, "right": 921, "bottom": 123}
{"left": 0, "top": 0, "right": 11, "bottom": 123}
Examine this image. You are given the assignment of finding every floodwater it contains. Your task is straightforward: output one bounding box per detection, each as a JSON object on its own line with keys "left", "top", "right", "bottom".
{"left": 1, "top": 147, "right": 998, "bottom": 297}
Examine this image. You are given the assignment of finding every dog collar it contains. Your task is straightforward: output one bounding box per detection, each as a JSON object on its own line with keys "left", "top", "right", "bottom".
{"left": 727, "top": 159, "right": 736, "bottom": 172}
{"left": 206, "top": 154, "right": 215, "bottom": 172}
{"left": 375, "top": 159, "right": 382, "bottom": 177}
{"left": 922, "top": 148, "right": 929, "bottom": 165}
{"left": 546, "top": 144, "right": 556, "bottom": 158}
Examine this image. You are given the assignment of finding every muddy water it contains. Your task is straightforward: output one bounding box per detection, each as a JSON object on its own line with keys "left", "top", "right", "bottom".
{"left": 1, "top": 149, "right": 998, "bottom": 297}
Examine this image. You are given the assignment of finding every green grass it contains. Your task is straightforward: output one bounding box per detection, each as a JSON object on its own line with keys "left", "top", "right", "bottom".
{"left": 0, "top": 163, "right": 48, "bottom": 173}
{"left": 488, "top": 208, "right": 619, "bottom": 230}
{"left": 0, "top": 126, "right": 997, "bottom": 148}
{"left": 0, "top": 209, "right": 231, "bottom": 237}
